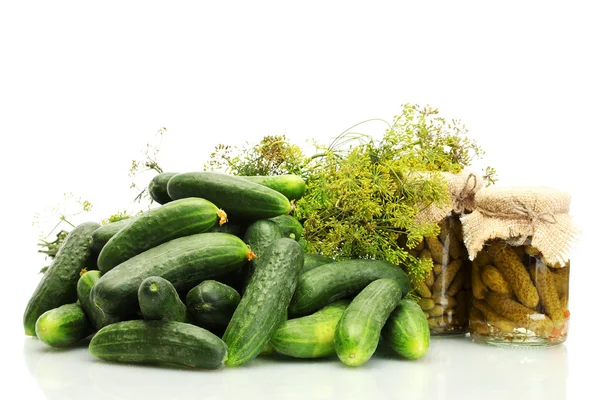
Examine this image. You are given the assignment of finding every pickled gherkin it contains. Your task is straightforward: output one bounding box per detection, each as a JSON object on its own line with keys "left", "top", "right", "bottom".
{"left": 530, "top": 261, "right": 565, "bottom": 327}
{"left": 471, "top": 250, "right": 489, "bottom": 300}
{"left": 480, "top": 265, "right": 512, "bottom": 295}
{"left": 425, "top": 236, "right": 446, "bottom": 265}
{"left": 484, "top": 292, "right": 553, "bottom": 337}
{"left": 487, "top": 242, "right": 539, "bottom": 308}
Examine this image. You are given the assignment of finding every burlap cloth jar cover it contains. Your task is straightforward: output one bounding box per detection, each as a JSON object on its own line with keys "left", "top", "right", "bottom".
{"left": 460, "top": 186, "right": 577, "bottom": 268}
{"left": 418, "top": 170, "right": 484, "bottom": 223}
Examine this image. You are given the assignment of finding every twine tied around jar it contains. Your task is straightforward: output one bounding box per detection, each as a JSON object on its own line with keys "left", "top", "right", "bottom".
{"left": 452, "top": 173, "right": 478, "bottom": 215}
{"left": 415, "top": 170, "right": 483, "bottom": 225}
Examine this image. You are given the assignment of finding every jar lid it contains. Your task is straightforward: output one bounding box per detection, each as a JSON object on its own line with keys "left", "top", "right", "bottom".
{"left": 461, "top": 186, "right": 578, "bottom": 267}
{"left": 417, "top": 170, "right": 483, "bottom": 223}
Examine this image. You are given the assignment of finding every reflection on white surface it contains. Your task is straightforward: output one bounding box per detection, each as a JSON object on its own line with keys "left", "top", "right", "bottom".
{"left": 23, "top": 336, "right": 567, "bottom": 400}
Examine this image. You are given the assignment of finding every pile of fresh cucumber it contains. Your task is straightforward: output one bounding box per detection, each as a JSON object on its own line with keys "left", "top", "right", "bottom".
{"left": 23, "top": 172, "right": 430, "bottom": 369}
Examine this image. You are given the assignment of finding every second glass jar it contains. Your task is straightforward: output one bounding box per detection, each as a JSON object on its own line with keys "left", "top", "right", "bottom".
{"left": 408, "top": 214, "right": 471, "bottom": 335}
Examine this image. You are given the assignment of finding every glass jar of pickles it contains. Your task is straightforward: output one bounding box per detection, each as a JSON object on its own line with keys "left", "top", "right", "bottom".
{"left": 462, "top": 186, "right": 576, "bottom": 346}
{"left": 412, "top": 214, "right": 471, "bottom": 334}
{"left": 405, "top": 171, "right": 482, "bottom": 335}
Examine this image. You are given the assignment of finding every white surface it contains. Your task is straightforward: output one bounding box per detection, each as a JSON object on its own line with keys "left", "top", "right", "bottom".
{"left": 1, "top": 1, "right": 599, "bottom": 399}
{"left": 17, "top": 334, "right": 587, "bottom": 400}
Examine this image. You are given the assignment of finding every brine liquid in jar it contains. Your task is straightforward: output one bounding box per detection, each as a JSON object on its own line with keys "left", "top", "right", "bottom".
{"left": 469, "top": 239, "right": 569, "bottom": 346}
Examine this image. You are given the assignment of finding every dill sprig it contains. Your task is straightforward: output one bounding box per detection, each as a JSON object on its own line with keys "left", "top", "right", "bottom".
{"left": 205, "top": 104, "right": 495, "bottom": 283}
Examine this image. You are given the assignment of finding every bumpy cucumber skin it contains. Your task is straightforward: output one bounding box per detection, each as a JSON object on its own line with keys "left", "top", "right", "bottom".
{"left": 91, "top": 219, "right": 134, "bottom": 253}
{"left": 242, "top": 175, "right": 306, "bottom": 201}
{"left": 271, "top": 300, "right": 349, "bottom": 358}
{"left": 269, "top": 214, "right": 303, "bottom": 241}
{"left": 89, "top": 320, "right": 228, "bottom": 369}
{"left": 302, "top": 254, "right": 335, "bottom": 274}
{"left": 24, "top": 221, "right": 100, "bottom": 336}
{"left": 92, "top": 233, "right": 251, "bottom": 318}
{"left": 138, "top": 276, "right": 188, "bottom": 322}
{"left": 334, "top": 279, "right": 403, "bottom": 367}
{"left": 77, "top": 270, "right": 120, "bottom": 330}
{"left": 167, "top": 172, "right": 291, "bottom": 221}
{"left": 35, "top": 303, "right": 93, "bottom": 348}
{"left": 186, "top": 280, "right": 241, "bottom": 327}
{"left": 97, "top": 198, "right": 219, "bottom": 273}
{"left": 148, "top": 172, "right": 177, "bottom": 205}
{"left": 242, "top": 220, "right": 284, "bottom": 287}
{"left": 223, "top": 238, "right": 304, "bottom": 367}
{"left": 289, "top": 259, "right": 410, "bottom": 316}
{"left": 382, "top": 299, "right": 430, "bottom": 360}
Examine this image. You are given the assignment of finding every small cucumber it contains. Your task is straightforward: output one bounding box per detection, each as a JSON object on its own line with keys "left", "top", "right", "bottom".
{"left": 289, "top": 259, "right": 410, "bottom": 316}
{"left": 89, "top": 320, "right": 228, "bottom": 369}
{"left": 269, "top": 214, "right": 303, "bottom": 240}
{"left": 35, "top": 303, "right": 93, "bottom": 348}
{"left": 242, "top": 220, "right": 284, "bottom": 288}
{"left": 271, "top": 300, "right": 349, "bottom": 358}
{"left": 91, "top": 219, "right": 134, "bottom": 253}
{"left": 138, "top": 276, "right": 188, "bottom": 322}
{"left": 302, "top": 254, "right": 335, "bottom": 274}
{"left": 187, "top": 280, "right": 241, "bottom": 329}
{"left": 98, "top": 198, "right": 222, "bottom": 273}
{"left": 167, "top": 172, "right": 291, "bottom": 221}
{"left": 382, "top": 299, "right": 430, "bottom": 360}
{"left": 241, "top": 175, "right": 306, "bottom": 201}
{"left": 223, "top": 238, "right": 304, "bottom": 367}
{"left": 334, "top": 278, "right": 403, "bottom": 367}
{"left": 24, "top": 221, "right": 100, "bottom": 336}
{"left": 92, "top": 233, "right": 252, "bottom": 318}
{"left": 148, "top": 172, "right": 177, "bottom": 204}
{"left": 77, "top": 270, "right": 119, "bottom": 330}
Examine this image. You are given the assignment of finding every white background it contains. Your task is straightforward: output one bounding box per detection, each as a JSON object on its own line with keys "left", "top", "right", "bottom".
{"left": 1, "top": 1, "right": 599, "bottom": 399}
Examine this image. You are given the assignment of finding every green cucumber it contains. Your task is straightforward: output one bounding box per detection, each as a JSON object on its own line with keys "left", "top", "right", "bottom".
{"left": 289, "top": 259, "right": 410, "bottom": 316}
{"left": 24, "top": 221, "right": 100, "bottom": 336}
{"left": 91, "top": 219, "right": 134, "bottom": 253}
{"left": 138, "top": 276, "right": 188, "bottom": 322}
{"left": 223, "top": 238, "right": 304, "bottom": 367}
{"left": 382, "top": 299, "right": 430, "bottom": 360}
{"left": 35, "top": 303, "right": 93, "bottom": 348}
{"left": 334, "top": 278, "right": 403, "bottom": 367}
{"left": 242, "top": 175, "right": 306, "bottom": 201}
{"left": 269, "top": 214, "right": 303, "bottom": 240}
{"left": 89, "top": 320, "right": 227, "bottom": 369}
{"left": 271, "top": 300, "right": 349, "bottom": 358}
{"left": 97, "top": 198, "right": 222, "bottom": 273}
{"left": 243, "top": 220, "right": 284, "bottom": 260}
{"left": 167, "top": 172, "right": 291, "bottom": 221}
{"left": 302, "top": 254, "right": 335, "bottom": 274}
{"left": 148, "top": 172, "right": 177, "bottom": 204}
{"left": 92, "top": 233, "right": 251, "bottom": 318}
{"left": 240, "top": 175, "right": 306, "bottom": 200}
{"left": 186, "top": 280, "right": 241, "bottom": 328}
{"left": 242, "top": 220, "right": 284, "bottom": 288}
{"left": 77, "top": 270, "right": 119, "bottom": 330}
